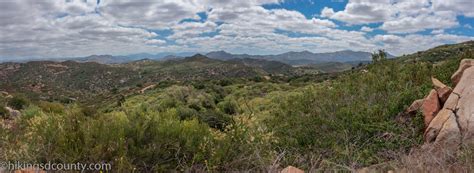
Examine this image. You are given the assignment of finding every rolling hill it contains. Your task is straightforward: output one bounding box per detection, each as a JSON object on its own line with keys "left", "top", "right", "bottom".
{"left": 0, "top": 54, "right": 305, "bottom": 104}
{"left": 205, "top": 50, "right": 394, "bottom": 65}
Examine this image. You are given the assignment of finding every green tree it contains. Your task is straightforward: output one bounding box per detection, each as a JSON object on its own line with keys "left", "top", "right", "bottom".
{"left": 372, "top": 49, "right": 387, "bottom": 63}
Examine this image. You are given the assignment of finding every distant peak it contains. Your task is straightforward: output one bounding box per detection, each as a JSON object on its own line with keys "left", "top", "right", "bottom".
{"left": 207, "top": 50, "right": 231, "bottom": 55}
{"left": 191, "top": 53, "right": 206, "bottom": 57}
{"left": 185, "top": 54, "right": 212, "bottom": 61}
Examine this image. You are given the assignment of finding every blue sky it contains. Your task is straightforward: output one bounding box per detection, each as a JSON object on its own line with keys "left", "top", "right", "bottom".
{"left": 0, "top": 0, "right": 473, "bottom": 59}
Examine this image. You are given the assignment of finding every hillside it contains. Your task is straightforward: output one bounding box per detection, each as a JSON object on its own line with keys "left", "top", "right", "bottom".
{"left": 0, "top": 54, "right": 312, "bottom": 104}
{"left": 0, "top": 60, "right": 140, "bottom": 104}
{"left": 0, "top": 41, "right": 473, "bottom": 172}
{"left": 206, "top": 50, "right": 394, "bottom": 65}
{"left": 303, "top": 62, "right": 354, "bottom": 73}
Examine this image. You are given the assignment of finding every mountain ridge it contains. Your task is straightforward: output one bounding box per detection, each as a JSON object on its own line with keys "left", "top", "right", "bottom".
{"left": 1, "top": 50, "right": 394, "bottom": 66}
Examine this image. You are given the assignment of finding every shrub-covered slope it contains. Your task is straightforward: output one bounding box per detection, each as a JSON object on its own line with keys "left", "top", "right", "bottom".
{"left": 0, "top": 41, "right": 473, "bottom": 172}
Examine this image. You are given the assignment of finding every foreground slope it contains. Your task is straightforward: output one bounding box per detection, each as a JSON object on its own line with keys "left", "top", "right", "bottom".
{"left": 0, "top": 41, "right": 473, "bottom": 172}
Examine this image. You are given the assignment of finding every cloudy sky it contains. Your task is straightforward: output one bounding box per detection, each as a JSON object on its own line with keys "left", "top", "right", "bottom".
{"left": 1, "top": 0, "right": 473, "bottom": 59}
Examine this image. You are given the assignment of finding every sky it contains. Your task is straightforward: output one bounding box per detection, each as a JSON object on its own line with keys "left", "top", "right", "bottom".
{"left": 0, "top": 0, "right": 473, "bottom": 60}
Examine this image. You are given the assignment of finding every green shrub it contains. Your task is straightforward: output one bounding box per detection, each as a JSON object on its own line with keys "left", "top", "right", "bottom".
{"left": 217, "top": 98, "right": 239, "bottom": 115}
{"left": 37, "top": 101, "right": 65, "bottom": 113}
{"left": 199, "top": 110, "right": 232, "bottom": 131}
{"left": 0, "top": 106, "right": 8, "bottom": 118}
{"left": 7, "top": 95, "right": 29, "bottom": 110}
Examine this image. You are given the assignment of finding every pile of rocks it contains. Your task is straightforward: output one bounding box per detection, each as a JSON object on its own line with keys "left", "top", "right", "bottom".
{"left": 407, "top": 59, "right": 474, "bottom": 154}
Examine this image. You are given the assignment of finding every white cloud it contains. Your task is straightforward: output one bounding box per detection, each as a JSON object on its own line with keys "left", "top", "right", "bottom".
{"left": 321, "top": 0, "right": 467, "bottom": 33}
{"left": 380, "top": 11, "right": 459, "bottom": 33}
{"left": 360, "top": 26, "right": 374, "bottom": 32}
{"left": 168, "top": 21, "right": 218, "bottom": 39}
{"left": 374, "top": 33, "right": 473, "bottom": 55}
{"left": 321, "top": 0, "right": 393, "bottom": 24}
{"left": 146, "top": 39, "right": 167, "bottom": 45}
{"left": 0, "top": 0, "right": 473, "bottom": 59}
{"left": 431, "top": 29, "right": 444, "bottom": 34}
{"left": 432, "top": 0, "right": 474, "bottom": 17}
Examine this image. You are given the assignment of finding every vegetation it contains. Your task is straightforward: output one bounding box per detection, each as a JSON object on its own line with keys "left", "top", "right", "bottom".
{"left": 7, "top": 95, "right": 29, "bottom": 110}
{"left": 0, "top": 41, "right": 473, "bottom": 171}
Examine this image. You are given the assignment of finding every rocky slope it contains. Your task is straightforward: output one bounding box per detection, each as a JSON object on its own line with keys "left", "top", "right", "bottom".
{"left": 393, "top": 58, "right": 474, "bottom": 171}
{"left": 423, "top": 59, "right": 474, "bottom": 151}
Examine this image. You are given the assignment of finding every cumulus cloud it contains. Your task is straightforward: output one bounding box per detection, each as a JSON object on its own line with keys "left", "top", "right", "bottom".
{"left": 321, "top": 0, "right": 392, "bottom": 24}
{"left": 322, "top": 0, "right": 468, "bottom": 33}
{"left": 380, "top": 11, "right": 459, "bottom": 33}
{"left": 360, "top": 26, "right": 374, "bottom": 32}
{"left": 0, "top": 0, "right": 159, "bottom": 58}
{"left": 374, "top": 33, "right": 473, "bottom": 55}
{"left": 432, "top": 0, "right": 474, "bottom": 17}
{"left": 0, "top": 0, "right": 473, "bottom": 59}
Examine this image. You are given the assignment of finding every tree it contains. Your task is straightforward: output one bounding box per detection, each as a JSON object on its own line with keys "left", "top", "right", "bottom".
{"left": 372, "top": 49, "right": 387, "bottom": 63}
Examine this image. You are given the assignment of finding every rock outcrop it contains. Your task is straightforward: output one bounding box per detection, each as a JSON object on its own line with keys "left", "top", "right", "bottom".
{"left": 451, "top": 59, "right": 474, "bottom": 86}
{"left": 406, "top": 99, "right": 424, "bottom": 115}
{"left": 422, "top": 59, "right": 474, "bottom": 153}
{"left": 431, "top": 77, "right": 452, "bottom": 103}
{"left": 422, "top": 89, "right": 440, "bottom": 128}
{"left": 4, "top": 106, "right": 21, "bottom": 118}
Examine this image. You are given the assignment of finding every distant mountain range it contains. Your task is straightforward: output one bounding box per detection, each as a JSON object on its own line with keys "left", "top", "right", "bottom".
{"left": 0, "top": 50, "right": 394, "bottom": 65}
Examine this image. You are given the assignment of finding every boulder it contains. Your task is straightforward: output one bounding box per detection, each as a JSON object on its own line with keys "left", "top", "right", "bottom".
{"left": 431, "top": 77, "right": 452, "bottom": 103}
{"left": 454, "top": 67, "right": 474, "bottom": 143}
{"left": 405, "top": 99, "right": 424, "bottom": 115}
{"left": 0, "top": 91, "right": 8, "bottom": 96}
{"left": 452, "top": 67, "right": 474, "bottom": 96}
{"left": 443, "top": 93, "right": 460, "bottom": 110}
{"left": 431, "top": 77, "right": 448, "bottom": 90}
{"left": 422, "top": 89, "right": 441, "bottom": 128}
{"left": 451, "top": 59, "right": 474, "bottom": 86}
{"left": 424, "top": 109, "right": 453, "bottom": 143}
{"left": 433, "top": 113, "right": 462, "bottom": 150}
{"left": 5, "top": 106, "right": 21, "bottom": 118}
{"left": 281, "top": 166, "right": 304, "bottom": 173}
{"left": 13, "top": 167, "right": 46, "bottom": 173}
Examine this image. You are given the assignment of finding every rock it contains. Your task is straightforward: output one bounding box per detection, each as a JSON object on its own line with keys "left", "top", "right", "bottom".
{"left": 13, "top": 167, "right": 46, "bottom": 173}
{"left": 434, "top": 113, "right": 462, "bottom": 150}
{"left": 453, "top": 67, "right": 474, "bottom": 96}
{"left": 405, "top": 99, "right": 424, "bottom": 115}
{"left": 411, "top": 59, "right": 474, "bottom": 166}
{"left": 431, "top": 77, "right": 448, "bottom": 90}
{"left": 451, "top": 59, "right": 474, "bottom": 86}
{"left": 281, "top": 166, "right": 304, "bottom": 173}
{"left": 454, "top": 68, "right": 474, "bottom": 143}
{"left": 437, "top": 87, "right": 452, "bottom": 104}
{"left": 5, "top": 107, "right": 21, "bottom": 118}
{"left": 356, "top": 167, "right": 370, "bottom": 173}
{"left": 0, "top": 91, "right": 8, "bottom": 96}
{"left": 443, "top": 93, "right": 460, "bottom": 110}
{"left": 422, "top": 89, "right": 441, "bottom": 128}
{"left": 424, "top": 109, "right": 452, "bottom": 143}
{"left": 431, "top": 77, "right": 452, "bottom": 103}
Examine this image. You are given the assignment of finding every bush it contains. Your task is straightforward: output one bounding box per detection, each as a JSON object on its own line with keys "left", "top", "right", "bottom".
{"left": 0, "top": 106, "right": 8, "bottom": 118}
{"left": 38, "top": 101, "right": 65, "bottom": 113}
{"left": 217, "top": 98, "right": 239, "bottom": 115}
{"left": 199, "top": 110, "right": 232, "bottom": 131}
{"left": 7, "top": 95, "right": 29, "bottom": 110}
